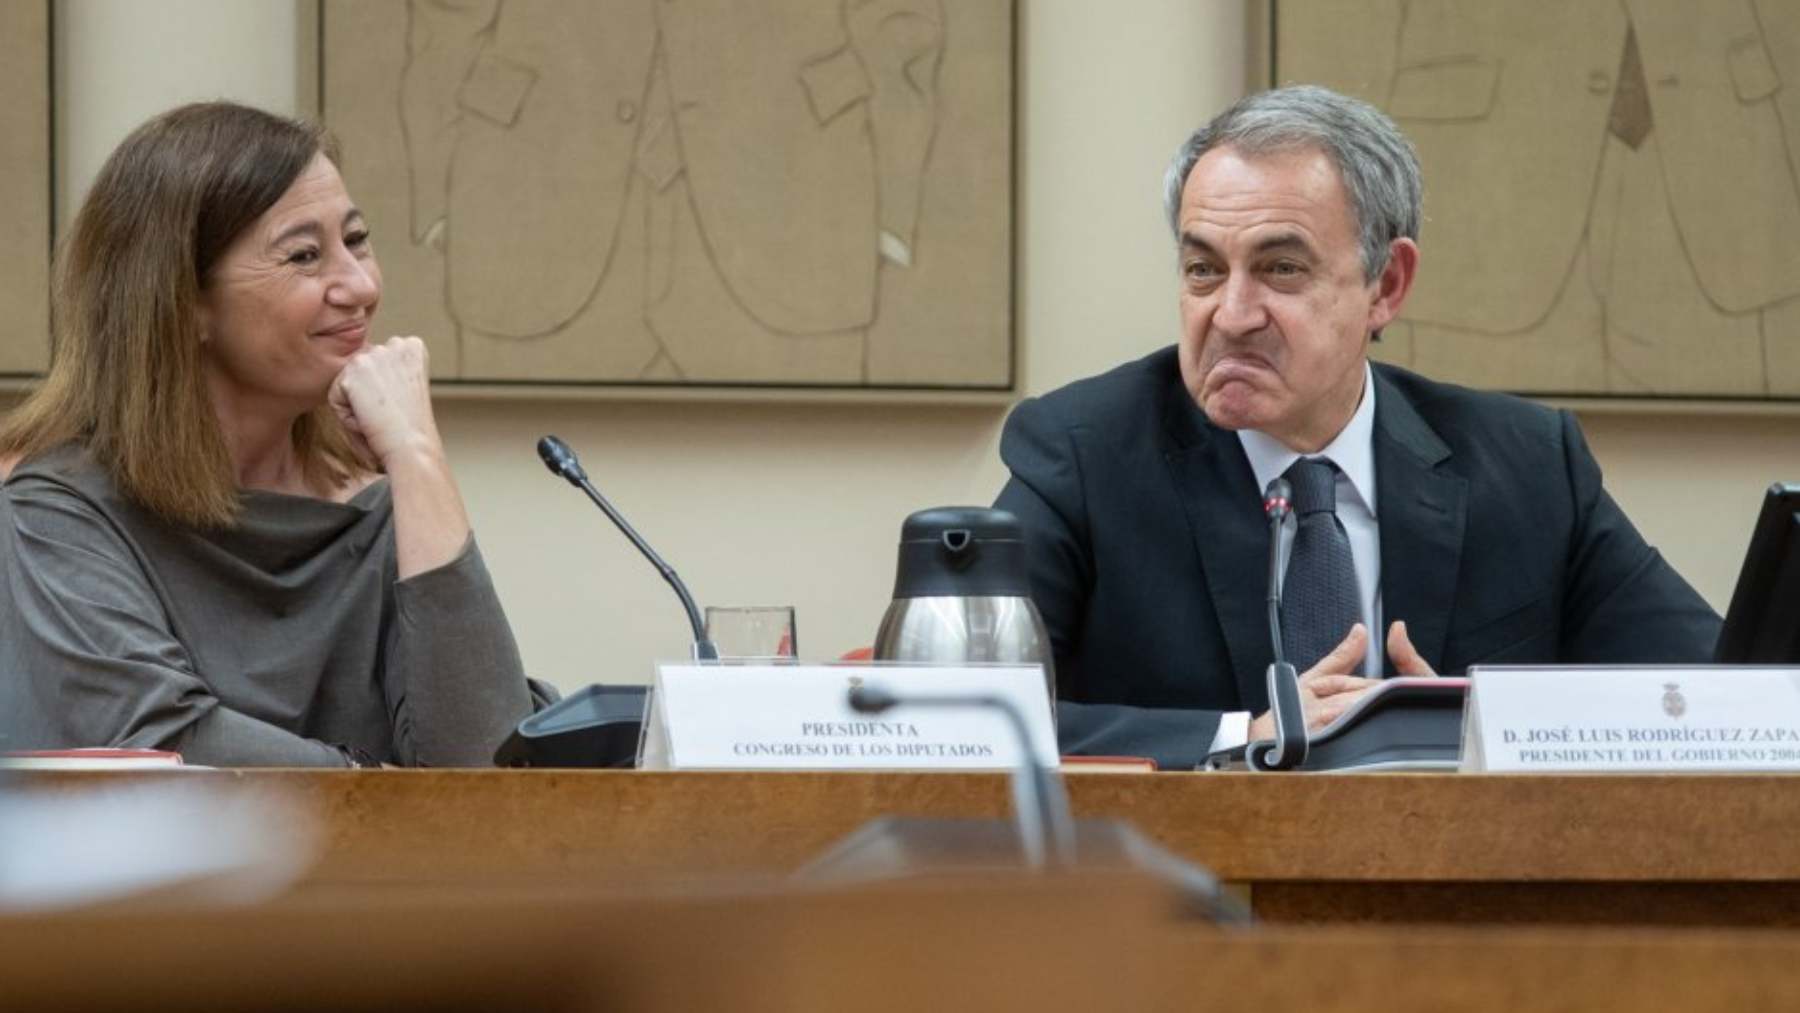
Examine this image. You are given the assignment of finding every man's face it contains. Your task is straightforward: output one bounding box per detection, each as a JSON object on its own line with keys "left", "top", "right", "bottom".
{"left": 1175, "top": 144, "right": 1412, "bottom": 452}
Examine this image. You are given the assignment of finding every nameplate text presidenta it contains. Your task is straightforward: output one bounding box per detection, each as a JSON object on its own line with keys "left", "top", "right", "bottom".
{"left": 640, "top": 664, "right": 1057, "bottom": 771}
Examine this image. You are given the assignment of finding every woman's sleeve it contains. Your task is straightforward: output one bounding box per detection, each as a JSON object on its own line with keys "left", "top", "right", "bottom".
{"left": 0, "top": 481, "right": 352, "bottom": 766}
{"left": 380, "top": 535, "right": 537, "bottom": 766}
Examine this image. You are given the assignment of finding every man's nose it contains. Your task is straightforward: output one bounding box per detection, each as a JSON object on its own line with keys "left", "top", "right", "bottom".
{"left": 1211, "top": 273, "right": 1268, "bottom": 336}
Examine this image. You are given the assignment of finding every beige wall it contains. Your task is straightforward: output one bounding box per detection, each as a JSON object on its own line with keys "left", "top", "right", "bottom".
{"left": 1578, "top": 409, "right": 1800, "bottom": 614}
{"left": 39, "top": 0, "right": 1789, "bottom": 693}
{"left": 54, "top": 0, "right": 298, "bottom": 231}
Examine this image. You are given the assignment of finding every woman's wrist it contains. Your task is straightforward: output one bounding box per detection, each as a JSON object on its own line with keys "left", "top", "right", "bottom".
{"left": 377, "top": 437, "right": 449, "bottom": 478}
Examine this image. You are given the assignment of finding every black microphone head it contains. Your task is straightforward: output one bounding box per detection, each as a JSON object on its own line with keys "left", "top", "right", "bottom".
{"left": 537, "top": 435, "right": 587, "bottom": 484}
{"left": 1263, "top": 477, "right": 1292, "bottom": 519}
{"left": 848, "top": 684, "right": 899, "bottom": 714}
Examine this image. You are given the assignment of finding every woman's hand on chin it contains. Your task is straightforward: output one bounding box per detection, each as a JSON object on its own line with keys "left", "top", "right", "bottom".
{"left": 327, "top": 336, "right": 443, "bottom": 471}
{"left": 329, "top": 336, "right": 470, "bottom": 578}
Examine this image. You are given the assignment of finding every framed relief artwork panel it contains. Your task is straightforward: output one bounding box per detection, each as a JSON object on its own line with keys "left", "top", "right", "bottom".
{"left": 0, "top": 0, "right": 51, "bottom": 376}
{"left": 319, "top": 0, "right": 1014, "bottom": 390}
{"left": 1269, "top": 0, "right": 1800, "bottom": 399}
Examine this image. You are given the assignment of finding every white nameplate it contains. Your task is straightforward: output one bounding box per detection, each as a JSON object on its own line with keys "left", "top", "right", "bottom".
{"left": 639, "top": 664, "right": 1057, "bottom": 771}
{"left": 1461, "top": 666, "right": 1800, "bottom": 773}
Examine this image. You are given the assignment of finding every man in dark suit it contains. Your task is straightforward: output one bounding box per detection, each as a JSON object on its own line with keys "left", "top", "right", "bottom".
{"left": 994, "top": 85, "right": 1720, "bottom": 769}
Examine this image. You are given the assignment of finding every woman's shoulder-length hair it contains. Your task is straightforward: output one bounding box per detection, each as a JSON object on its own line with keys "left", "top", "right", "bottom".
{"left": 0, "top": 100, "right": 363, "bottom": 528}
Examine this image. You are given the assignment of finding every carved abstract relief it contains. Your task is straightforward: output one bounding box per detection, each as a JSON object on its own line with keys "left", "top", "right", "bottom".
{"left": 1277, "top": 0, "right": 1800, "bottom": 398}
{"left": 0, "top": 1, "right": 50, "bottom": 375}
{"left": 321, "top": 0, "right": 1012, "bottom": 388}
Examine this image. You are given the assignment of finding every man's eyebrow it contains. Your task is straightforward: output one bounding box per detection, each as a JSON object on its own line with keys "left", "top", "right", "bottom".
{"left": 1179, "top": 231, "right": 1318, "bottom": 259}
{"left": 1250, "top": 231, "right": 1317, "bottom": 258}
{"left": 1179, "top": 232, "right": 1218, "bottom": 256}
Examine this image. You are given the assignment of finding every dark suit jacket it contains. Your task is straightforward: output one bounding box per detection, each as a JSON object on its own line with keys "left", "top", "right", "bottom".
{"left": 995, "top": 346, "right": 1721, "bottom": 769}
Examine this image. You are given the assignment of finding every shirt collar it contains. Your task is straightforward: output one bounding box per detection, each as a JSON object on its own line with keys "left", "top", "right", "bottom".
{"left": 1236, "top": 362, "right": 1378, "bottom": 516}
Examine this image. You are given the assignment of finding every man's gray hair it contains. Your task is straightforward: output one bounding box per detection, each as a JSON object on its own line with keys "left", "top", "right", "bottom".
{"left": 1163, "top": 85, "right": 1421, "bottom": 281}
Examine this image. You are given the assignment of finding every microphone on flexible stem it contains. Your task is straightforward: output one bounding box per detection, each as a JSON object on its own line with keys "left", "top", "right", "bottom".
{"left": 536, "top": 435, "right": 719, "bottom": 661}
{"left": 1247, "top": 477, "right": 1308, "bottom": 771}
{"left": 849, "top": 683, "right": 1074, "bottom": 870}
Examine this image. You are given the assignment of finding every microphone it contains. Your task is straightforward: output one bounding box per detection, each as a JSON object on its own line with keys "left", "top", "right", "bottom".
{"left": 536, "top": 435, "right": 718, "bottom": 660}
{"left": 849, "top": 683, "right": 1074, "bottom": 869}
{"left": 1262, "top": 477, "right": 1292, "bottom": 662}
{"left": 1247, "top": 476, "right": 1308, "bottom": 771}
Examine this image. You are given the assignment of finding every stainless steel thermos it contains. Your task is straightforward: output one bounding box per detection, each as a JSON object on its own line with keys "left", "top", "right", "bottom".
{"left": 871, "top": 507, "right": 1054, "bottom": 699}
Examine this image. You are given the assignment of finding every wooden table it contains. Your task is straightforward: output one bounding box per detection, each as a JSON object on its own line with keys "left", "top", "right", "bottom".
{"left": 15, "top": 769, "right": 1800, "bottom": 925}
{"left": 7, "top": 872, "right": 1800, "bottom": 1012}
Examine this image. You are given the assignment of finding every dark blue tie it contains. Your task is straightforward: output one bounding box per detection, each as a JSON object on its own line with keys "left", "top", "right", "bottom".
{"left": 1281, "top": 457, "right": 1362, "bottom": 674}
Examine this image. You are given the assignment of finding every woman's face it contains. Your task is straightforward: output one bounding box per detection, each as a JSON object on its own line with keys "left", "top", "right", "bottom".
{"left": 199, "top": 153, "right": 381, "bottom": 418}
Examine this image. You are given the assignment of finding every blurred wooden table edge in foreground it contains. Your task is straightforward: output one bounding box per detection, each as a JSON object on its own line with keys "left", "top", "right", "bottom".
{"left": 6, "top": 871, "right": 1800, "bottom": 1013}
{"left": 14, "top": 768, "right": 1800, "bottom": 925}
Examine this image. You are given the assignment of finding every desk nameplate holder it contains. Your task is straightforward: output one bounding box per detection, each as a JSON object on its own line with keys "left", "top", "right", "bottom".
{"left": 637, "top": 663, "right": 1057, "bottom": 771}
{"left": 1461, "top": 665, "right": 1800, "bottom": 773}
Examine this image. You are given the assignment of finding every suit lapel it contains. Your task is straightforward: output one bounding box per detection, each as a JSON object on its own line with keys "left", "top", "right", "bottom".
{"left": 1372, "top": 368, "right": 1467, "bottom": 674}
{"left": 1161, "top": 384, "right": 1272, "bottom": 710}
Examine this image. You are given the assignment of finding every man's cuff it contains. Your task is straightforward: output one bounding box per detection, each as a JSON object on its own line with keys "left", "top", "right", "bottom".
{"left": 1207, "top": 711, "right": 1250, "bottom": 755}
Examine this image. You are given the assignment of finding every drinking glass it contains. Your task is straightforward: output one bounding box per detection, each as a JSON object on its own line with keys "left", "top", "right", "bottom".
{"left": 703, "top": 606, "right": 798, "bottom": 662}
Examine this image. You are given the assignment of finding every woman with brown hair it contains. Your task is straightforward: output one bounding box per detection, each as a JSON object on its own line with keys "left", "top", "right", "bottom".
{"left": 0, "top": 102, "right": 546, "bottom": 766}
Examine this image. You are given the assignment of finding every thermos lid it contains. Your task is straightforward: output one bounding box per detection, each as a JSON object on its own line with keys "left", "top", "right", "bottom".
{"left": 900, "top": 506, "right": 1024, "bottom": 544}
{"left": 891, "top": 506, "right": 1032, "bottom": 599}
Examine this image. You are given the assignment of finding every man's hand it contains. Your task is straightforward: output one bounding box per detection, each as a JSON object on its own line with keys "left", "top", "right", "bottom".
{"left": 1247, "top": 621, "right": 1437, "bottom": 739}
{"left": 1387, "top": 619, "right": 1435, "bottom": 676}
{"left": 1249, "top": 624, "right": 1379, "bottom": 739}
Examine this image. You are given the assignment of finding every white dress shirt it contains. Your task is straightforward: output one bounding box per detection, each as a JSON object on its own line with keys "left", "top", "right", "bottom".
{"left": 1209, "top": 363, "right": 1382, "bottom": 755}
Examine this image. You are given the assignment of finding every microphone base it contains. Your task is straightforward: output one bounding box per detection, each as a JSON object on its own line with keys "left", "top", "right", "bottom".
{"left": 1246, "top": 660, "right": 1307, "bottom": 771}
{"left": 492, "top": 684, "right": 648, "bottom": 768}
{"left": 796, "top": 816, "right": 1249, "bottom": 924}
